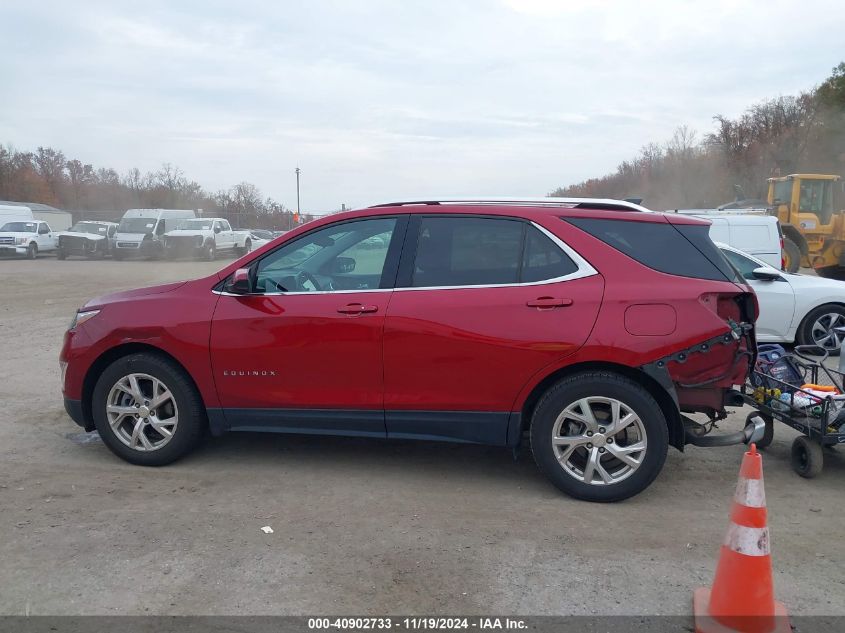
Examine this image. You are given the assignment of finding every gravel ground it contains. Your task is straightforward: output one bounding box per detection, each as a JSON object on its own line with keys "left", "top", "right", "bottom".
{"left": 0, "top": 256, "right": 843, "bottom": 616}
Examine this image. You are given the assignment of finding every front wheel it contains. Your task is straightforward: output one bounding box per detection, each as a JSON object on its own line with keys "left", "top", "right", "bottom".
{"left": 26, "top": 243, "right": 38, "bottom": 259}
{"left": 203, "top": 242, "right": 216, "bottom": 261}
{"left": 91, "top": 353, "right": 206, "bottom": 466}
{"left": 529, "top": 372, "right": 668, "bottom": 502}
{"left": 796, "top": 304, "right": 845, "bottom": 355}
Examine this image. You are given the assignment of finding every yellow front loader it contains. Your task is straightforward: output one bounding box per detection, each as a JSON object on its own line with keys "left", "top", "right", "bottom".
{"left": 768, "top": 174, "right": 845, "bottom": 278}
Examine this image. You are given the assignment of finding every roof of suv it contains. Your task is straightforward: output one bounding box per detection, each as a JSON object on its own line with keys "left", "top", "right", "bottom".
{"left": 370, "top": 197, "right": 651, "bottom": 213}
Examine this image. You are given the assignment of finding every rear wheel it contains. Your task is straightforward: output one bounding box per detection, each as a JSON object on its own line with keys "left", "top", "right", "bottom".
{"left": 26, "top": 243, "right": 37, "bottom": 259}
{"left": 791, "top": 436, "right": 823, "bottom": 478}
{"left": 529, "top": 372, "right": 668, "bottom": 502}
{"left": 782, "top": 238, "right": 801, "bottom": 273}
{"left": 91, "top": 353, "right": 206, "bottom": 466}
{"left": 56, "top": 248, "right": 67, "bottom": 260}
{"left": 796, "top": 304, "right": 845, "bottom": 355}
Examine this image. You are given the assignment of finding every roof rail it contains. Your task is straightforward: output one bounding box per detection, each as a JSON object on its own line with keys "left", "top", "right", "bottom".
{"left": 369, "top": 197, "right": 650, "bottom": 212}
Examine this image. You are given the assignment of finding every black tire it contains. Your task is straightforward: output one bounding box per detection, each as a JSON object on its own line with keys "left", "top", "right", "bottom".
{"left": 815, "top": 266, "right": 845, "bottom": 280}
{"left": 529, "top": 371, "right": 668, "bottom": 502}
{"left": 26, "top": 243, "right": 37, "bottom": 259}
{"left": 782, "top": 238, "right": 801, "bottom": 273}
{"left": 57, "top": 249, "right": 67, "bottom": 260}
{"left": 203, "top": 241, "right": 216, "bottom": 261}
{"left": 241, "top": 239, "right": 251, "bottom": 255}
{"left": 796, "top": 303, "right": 845, "bottom": 356}
{"left": 747, "top": 412, "right": 774, "bottom": 449}
{"left": 91, "top": 353, "right": 206, "bottom": 466}
{"left": 791, "top": 436, "right": 823, "bottom": 478}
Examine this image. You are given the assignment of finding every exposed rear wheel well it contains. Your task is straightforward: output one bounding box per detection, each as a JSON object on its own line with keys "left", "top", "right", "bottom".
{"left": 80, "top": 343, "right": 204, "bottom": 429}
{"left": 519, "top": 362, "right": 685, "bottom": 451}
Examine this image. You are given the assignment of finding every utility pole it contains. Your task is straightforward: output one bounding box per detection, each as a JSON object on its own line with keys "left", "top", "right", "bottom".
{"left": 294, "top": 166, "right": 301, "bottom": 229}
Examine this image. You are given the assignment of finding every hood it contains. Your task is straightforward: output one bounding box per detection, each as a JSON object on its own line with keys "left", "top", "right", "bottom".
{"left": 785, "top": 271, "right": 845, "bottom": 291}
{"left": 165, "top": 229, "right": 207, "bottom": 238}
{"left": 58, "top": 231, "right": 107, "bottom": 241}
{"left": 85, "top": 281, "right": 189, "bottom": 308}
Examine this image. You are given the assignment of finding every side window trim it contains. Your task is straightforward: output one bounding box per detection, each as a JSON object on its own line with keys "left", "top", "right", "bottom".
{"left": 394, "top": 215, "right": 596, "bottom": 291}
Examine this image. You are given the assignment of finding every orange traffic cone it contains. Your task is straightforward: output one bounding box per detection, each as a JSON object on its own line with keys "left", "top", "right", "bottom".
{"left": 693, "top": 444, "right": 790, "bottom": 633}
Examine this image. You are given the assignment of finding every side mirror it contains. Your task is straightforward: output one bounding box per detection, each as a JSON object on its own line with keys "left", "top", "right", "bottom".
{"left": 332, "top": 256, "right": 356, "bottom": 274}
{"left": 229, "top": 268, "right": 252, "bottom": 294}
{"left": 752, "top": 266, "right": 781, "bottom": 281}
{"left": 214, "top": 226, "right": 221, "bottom": 234}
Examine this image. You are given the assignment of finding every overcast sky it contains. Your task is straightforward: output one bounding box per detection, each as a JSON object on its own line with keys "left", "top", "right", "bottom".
{"left": 3, "top": 0, "right": 844, "bottom": 211}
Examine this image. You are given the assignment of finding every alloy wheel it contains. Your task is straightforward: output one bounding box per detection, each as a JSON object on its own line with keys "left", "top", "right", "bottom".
{"left": 106, "top": 373, "right": 179, "bottom": 451}
{"left": 810, "top": 312, "right": 845, "bottom": 350}
{"left": 552, "top": 396, "right": 647, "bottom": 485}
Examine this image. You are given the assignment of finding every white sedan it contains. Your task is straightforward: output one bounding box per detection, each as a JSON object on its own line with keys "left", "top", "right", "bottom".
{"left": 718, "top": 243, "right": 845, "bottom": 354}
{"left": 248, "top": 229, "right": 275, "bottom": 252}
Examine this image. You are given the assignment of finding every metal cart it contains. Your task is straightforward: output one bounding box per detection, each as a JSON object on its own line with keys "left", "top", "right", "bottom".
{"left": 742, "top": 345, "right": 845, "bottom": 477}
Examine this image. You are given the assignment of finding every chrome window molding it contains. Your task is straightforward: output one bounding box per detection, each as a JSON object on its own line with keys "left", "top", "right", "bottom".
{"left": 214, "top": 221, "right": 597, "bottom": 297}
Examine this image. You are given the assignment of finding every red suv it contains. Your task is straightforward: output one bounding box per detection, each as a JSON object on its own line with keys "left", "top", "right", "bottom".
{"left": 60, "top": 199, "right": 757, "bottom": 501}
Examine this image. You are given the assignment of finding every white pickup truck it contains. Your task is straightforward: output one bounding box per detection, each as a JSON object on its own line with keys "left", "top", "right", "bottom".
{"left": 163, "top": 218, "right": 252, "bottom": 260}
{"left": 0, "top": 218, "right": 57, "bottom": 259}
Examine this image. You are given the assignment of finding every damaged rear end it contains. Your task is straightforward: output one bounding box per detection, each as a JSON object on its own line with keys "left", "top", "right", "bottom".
{"left": 647, "top": 217, "right": 760, "bottom": 447}
{"left": 564, "top": 211, "right": 761, "bottom": 449}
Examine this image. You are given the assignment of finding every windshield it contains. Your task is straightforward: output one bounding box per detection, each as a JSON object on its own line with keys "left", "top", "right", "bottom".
{"left": 799, "top": 179, "right": 835, "bottom": 224}
{"left": 176, "top": 219, "right": 214, "bottom": 230}
{"left": 70, "top": 222, "right": 108, "bottom": 234}
{"left": 1, "top": 221, "right": 37, "bottom": 232}
{"left": 118, "top": 217, "right": 157, "bottom": 233}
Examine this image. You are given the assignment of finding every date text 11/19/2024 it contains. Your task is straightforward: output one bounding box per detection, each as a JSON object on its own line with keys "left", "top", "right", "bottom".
{"left": 307, "top": 618, "right": 528, "bottom": 630}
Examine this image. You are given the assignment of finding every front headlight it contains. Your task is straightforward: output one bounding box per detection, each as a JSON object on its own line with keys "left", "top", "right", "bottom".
{"left": 196, "top": 236, "right": 204, "bottom": 246}
{"left": 16, "top": 237, "right": 27, "bottom": 245}
{"left": 69, "top": 309, "right": 100, "bottom": 330}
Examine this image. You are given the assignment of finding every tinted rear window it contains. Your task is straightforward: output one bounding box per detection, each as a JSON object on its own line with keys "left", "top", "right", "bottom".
{"left": 565, "top": 217, "right": 740, "bottom": 282}
{"left": 410, "top": 217, "right": 579, "bottom": 287}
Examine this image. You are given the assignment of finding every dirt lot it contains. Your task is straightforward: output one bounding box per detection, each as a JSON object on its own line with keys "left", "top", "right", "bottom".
{"left": 0, "top": 255, "right": 843, "bottom": 616}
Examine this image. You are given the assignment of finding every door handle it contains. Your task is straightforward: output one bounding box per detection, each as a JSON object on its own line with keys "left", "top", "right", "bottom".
{"left": 337, "top": 303, "right": 379, "bottom": 315}
{"left": 526, "top": 297, "right": 573, "bottom": 308}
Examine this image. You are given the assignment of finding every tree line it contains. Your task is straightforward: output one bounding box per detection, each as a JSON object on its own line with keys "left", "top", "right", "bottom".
{"left": 552, "top": 63, "right": 845, "bottom": 210}
{"left": 0, "top": 149, "right": 313, "bottom": 229}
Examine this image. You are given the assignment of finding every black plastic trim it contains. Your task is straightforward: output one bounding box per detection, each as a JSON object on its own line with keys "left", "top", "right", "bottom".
{"left": 222, "top": 408, "right": 386, "bottom": 436}
{"left": 385, "top": 410, "right": 510, "bottom": 445}
{"left": 212, "top": 407, "right": 514, "bottom": 446}
{"left": 63, "top": 397, "right": 92, "bottom": 431}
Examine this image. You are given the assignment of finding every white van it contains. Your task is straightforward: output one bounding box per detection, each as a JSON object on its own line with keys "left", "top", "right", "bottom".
{"left": 674, "top": 211, "right": 783, "bottom": 270}
{"left": 113, "top": 208, "right": 196, "bottom": 260}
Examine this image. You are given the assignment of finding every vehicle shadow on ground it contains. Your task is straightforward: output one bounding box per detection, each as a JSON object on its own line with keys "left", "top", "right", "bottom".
{"left": 190, "top": 431, "right": 557, "bottom": 492}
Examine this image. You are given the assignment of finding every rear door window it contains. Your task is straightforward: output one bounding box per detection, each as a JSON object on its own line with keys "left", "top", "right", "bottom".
{"left": 566, "top": 217, "right": 740, "bottom": 283}
{"left": 412, "top": 217, "right": 523, "bottom": 287}
{"left": 410, "top": 217, "right": 579, "bottom": 287}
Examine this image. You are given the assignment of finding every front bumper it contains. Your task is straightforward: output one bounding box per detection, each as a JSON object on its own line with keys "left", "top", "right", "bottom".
{"left": 0, "top": 245, "right": 28, "bottom": 256}
{"left": 115, "top": 241, "right": 161, "bottom": 256}
{"left": 64, "top": 397, "right": 92, "bottom": 430}
{"left": 59, "top": 238, "right": 107, "bottom": 257}
{"left": 165, "top": 237, "right": 205, "bottom": 257}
